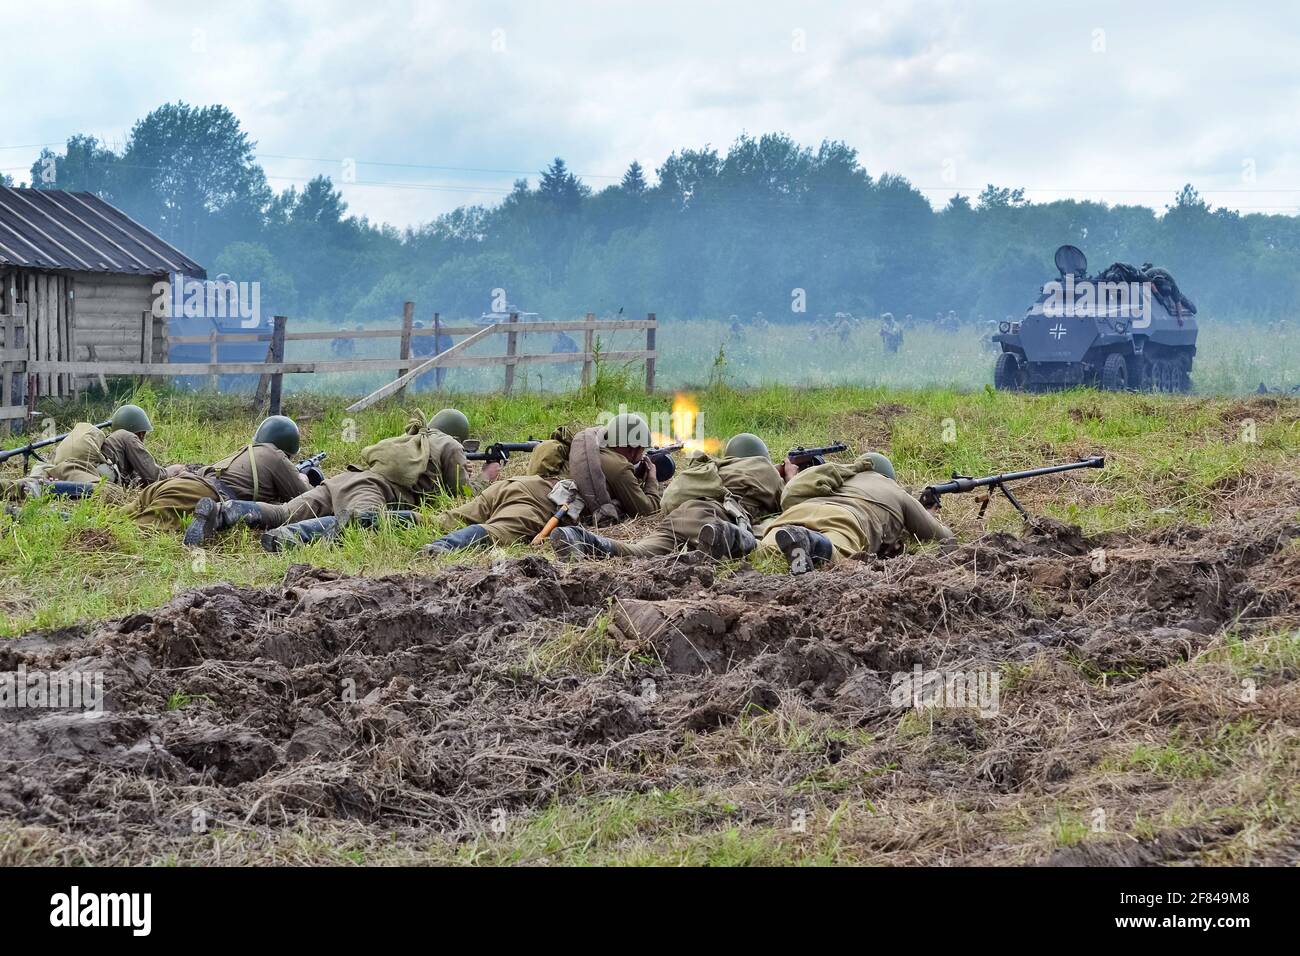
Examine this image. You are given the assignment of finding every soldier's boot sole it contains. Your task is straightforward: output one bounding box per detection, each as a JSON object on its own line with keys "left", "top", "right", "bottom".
{"left": 549, "top": 525, "right": 616, "bottom": 559}
{"left": 183, "top": 497, "right": 219, "bottom": 547}
{"left": 698, "top": 522, "right": 758, "bottom": 559}
{"left": 775, "top": 526, "right": 831, "bottom": 575}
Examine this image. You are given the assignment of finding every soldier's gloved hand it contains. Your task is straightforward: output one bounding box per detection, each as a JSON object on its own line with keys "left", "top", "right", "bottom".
{"left": 481, "top": 461, "right": 503, "bottom": 483}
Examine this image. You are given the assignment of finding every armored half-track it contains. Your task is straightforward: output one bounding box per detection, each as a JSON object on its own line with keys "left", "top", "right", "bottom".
{"left": 992, "top": 246, "right": 1198, "bottom": 393}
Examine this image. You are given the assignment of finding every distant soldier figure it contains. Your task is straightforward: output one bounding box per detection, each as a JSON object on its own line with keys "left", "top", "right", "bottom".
{"left": 946, "top": 310, "right": 960, "bottom": 331}
{"left": 728, "top": 314, "right": 743, "bottom": 336}
{"left": 879, "top": 312, "right": 903, "bottom": 354}
{"left": 331, "top": 326, "right": 355, "bottom": 357}
{"left": 552, "top": 330, "right": 579, "bottom": 354}
{"left": 834, "top": 312, "right": 854, "bottom": 344}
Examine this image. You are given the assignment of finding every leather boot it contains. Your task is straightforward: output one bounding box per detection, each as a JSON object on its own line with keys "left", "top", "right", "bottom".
{"left": 774, "top": 525, "right": 834, "bottom": 574}
{"left": 420, "top": 523, "right": 491, "bottom": 556}
{"left": 548, "top": 525, "right": 618, "bottom": 559}
{"left": 184, "top": 498, "right": 268, "bottom": 547}
{"left": 260, "top": 516, "right": 340, "bottom": 552}
{"left": 697, "top": 521, "right": 758, "bottom": 559}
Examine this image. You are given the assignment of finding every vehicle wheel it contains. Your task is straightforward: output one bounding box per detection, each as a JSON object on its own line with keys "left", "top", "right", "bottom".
{"left": 1101, "top": 353, "right": 1129, "bottom": 392}
{"left": 994, "top": 352, "right": 1022, "bottom": 391}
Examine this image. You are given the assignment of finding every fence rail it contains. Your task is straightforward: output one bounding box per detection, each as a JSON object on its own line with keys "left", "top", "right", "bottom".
{"left": 10, "top": 306, "right": 658, "bottom": 419}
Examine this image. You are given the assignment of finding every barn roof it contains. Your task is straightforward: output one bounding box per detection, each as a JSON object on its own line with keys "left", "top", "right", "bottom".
{"left": 0, "top": 186, "right": 206, "bottom": 278}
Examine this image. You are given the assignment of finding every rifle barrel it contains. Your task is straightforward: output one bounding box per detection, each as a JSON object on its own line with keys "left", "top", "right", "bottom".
{"left": 927, "top": 456, "right": 1104, "bottom": 496}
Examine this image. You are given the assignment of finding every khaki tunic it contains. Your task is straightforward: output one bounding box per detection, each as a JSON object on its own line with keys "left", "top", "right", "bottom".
{"left": 30, "top": 423, "right": 135, "bottom": 503}
{"left": 616, "top": 455, "right": 783, "bottom": 558}
{"left": 101, "top": 430, "right": 165, "bottom": 487}
{"left": 443, "top": 475, "right": 555, "bottom": 544}
{"left": 439, "top": 444, "right": 662, "bottom": 545}
{"left": 252, "top": 427, "right": 479, "bottom": 528}
{"left": 126, "top": 444, "right": 305, "bottom": 530}
{"left": 758, "top": 469, "right": 953, "bottom": 561}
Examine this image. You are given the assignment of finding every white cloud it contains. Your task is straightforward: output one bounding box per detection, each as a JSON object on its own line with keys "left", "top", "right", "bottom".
{"left": 5, "top": 0, "right": 1300, "bottom": 223}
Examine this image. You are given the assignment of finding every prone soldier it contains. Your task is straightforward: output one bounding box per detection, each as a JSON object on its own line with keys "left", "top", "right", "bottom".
{"left": 548, "top": 431, "right": 782, "bottom": 560}
{"left": 191, "top": 408, "right": 497, "bottom": 551}
{"left": 756, "top": 452, "right": 954, "bottom": 573}
{"left": 420, "top": 413, "right": 662, "bottom": 554}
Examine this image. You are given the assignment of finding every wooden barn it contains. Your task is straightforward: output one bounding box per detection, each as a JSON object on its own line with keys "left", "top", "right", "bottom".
{"left": 0, "top": 186, "right": 205, "bottom": 406}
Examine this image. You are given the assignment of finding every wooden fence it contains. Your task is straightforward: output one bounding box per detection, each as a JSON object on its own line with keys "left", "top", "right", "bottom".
{"left": 18, "top": 307, "right": 658, "bottom": 417}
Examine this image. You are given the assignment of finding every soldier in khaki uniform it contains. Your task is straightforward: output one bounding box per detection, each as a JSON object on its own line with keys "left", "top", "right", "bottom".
{"left": 28, "top": 404, "right": 179, "bottom": 502}
{"left": 549, "top": 432, "right": 782, "bottom": 560}
{"left": 125, "top": 415, "right": 309, "bottom": 537}
{"left": 757, "top": 452, "right": 953, "bottom": 573}
{"left": 420, "top": 413, "right": 661, "bottom": 554}
{"left": 196, "top": 408, "right": 496, "bottom": 551}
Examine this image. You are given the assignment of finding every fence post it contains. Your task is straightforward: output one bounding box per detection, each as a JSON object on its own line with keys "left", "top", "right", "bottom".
{"left": 433, "top": 312, "right": 445, "bottom": 390}
{"left": 581, "top": 312, "right": 595, "bottom": 388}
{"left": 208, "top": 329, "right": 219, "bottom": 391}
{"left": 645, "top": 312, "right": 656, "bottom": 394}
{"left": 503, "top": 311, "right": 519, "bottom": 394}
{"left": 267, "top": 315, "right": 287, "bottom": 416}
{"left": 397, "top": 300, "right": 414, "bottom": 381}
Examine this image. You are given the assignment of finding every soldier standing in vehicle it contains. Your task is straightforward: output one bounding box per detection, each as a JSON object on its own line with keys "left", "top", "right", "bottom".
{"left": 756, "top": 452, "right": 954, "bottom": 573}
{"left": 548, "top": 431, "right": 782, "bottom": 560}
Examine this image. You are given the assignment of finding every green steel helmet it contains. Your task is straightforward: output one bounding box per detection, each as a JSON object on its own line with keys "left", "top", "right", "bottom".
{"left": 431, "top": 408, "right": 470, "bottom": 442}
{"left": 866, "top": 452, "right": 896, "bottom": 480}
{"left": 601, "top": 413, "right": 651, "bottom": 449}
{"left": 724, "top": 432, "right": 770, "bottom": 460}
{"left": 253, "top": 415, "right": 301, "bottom": 457}
{"left": 110, "top": 404, "right": 153, "bottom": 434}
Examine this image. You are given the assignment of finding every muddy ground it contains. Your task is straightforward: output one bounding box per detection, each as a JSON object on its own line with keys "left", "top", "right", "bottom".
{"left": 2, "top": 488, "right": 1299, "bottom": 865}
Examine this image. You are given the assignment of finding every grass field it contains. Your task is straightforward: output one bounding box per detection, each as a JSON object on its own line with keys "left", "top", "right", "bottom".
{"left": 2, "top": 376, "right": 1297, "bottom": 636}
{"left": 252, "top": 317, "right": 1300, "bottom": 397}
{"left": 2, "top": 376, "right": 1299, "bottom": 867}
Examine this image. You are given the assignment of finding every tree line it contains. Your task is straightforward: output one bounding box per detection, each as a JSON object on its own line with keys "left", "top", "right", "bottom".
{"left": 20, "top": 102, "right": 1300, "bottom": 326}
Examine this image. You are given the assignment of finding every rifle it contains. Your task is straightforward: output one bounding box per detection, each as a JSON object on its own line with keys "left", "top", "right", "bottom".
{"left": 918, "top": 456, "right": 1105, "bottom": 519}
{"left": 463, "top": 439, "right": 542, "bottom": 464}
{"left": 786, "top": 442, "right": 848, "bottom": 470}
{"left": 0, "top": 419, "right": 112, "bottom": 470}
{"left": 296, "top": 451, "right": 328, "bottom": 487}
{"left": 635, "top": 442, "right": 684, "bottom": 482}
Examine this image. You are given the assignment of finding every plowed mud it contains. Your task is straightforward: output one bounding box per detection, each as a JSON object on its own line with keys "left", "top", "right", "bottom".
{"left": 3, "top": 494, "right": 1299, "bottom": 865}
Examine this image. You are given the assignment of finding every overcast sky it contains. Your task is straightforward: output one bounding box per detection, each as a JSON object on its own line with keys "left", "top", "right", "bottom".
{"left": 5, "top": 0, "right": 1299, "bottom": 227}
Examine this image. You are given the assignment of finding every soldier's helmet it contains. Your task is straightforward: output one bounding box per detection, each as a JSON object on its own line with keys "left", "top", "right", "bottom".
{"left": 254, "top": 415, "right": 301, "bottom": 457}
{"left": 431, "top": 408, "right": 471, "bottom": 442}
{"left": 414, "top": 320, "right": 425, "bottom": 329}
{"left": 865, "top": 452, "right": 896, "bottom": 480}
{"left": 724, "top": 432, "right": 770, "bottom": 460}
{"left": 110, "top": 404, "right": 153, "bottom": 435}
{"left": 601, "top": 413, "right": 652, "bottom": 449}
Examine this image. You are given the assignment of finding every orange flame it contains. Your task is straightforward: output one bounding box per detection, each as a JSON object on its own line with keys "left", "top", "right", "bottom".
{"left": 652, "top": 393, "right": 721, "bottom": 455}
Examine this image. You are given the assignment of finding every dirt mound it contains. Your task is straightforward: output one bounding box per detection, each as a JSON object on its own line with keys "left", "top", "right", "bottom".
{"left": 3, "top": 495, "right": 1299, "bottom": 865}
